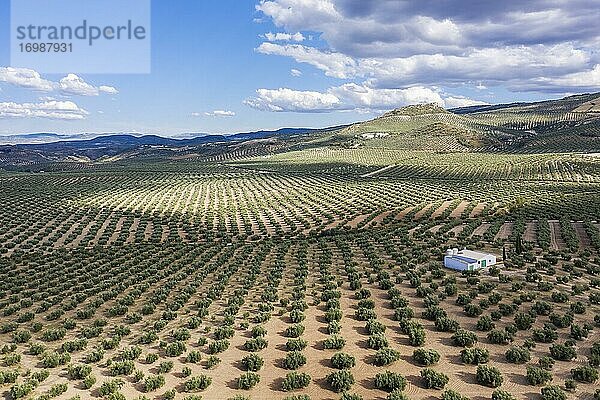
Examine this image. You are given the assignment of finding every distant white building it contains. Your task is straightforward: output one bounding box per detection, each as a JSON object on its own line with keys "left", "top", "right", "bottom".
{"left": 444, "top": 248, "right": 497, "bottom": 271}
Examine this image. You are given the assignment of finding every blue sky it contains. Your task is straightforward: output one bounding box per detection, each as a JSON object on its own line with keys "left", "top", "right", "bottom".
{"left": 1, "top": 0, "right": 599, "bottom": 136}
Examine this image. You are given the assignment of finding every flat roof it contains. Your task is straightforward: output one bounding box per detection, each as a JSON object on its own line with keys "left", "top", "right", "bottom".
{"left": 446, "top": 255, "right": 477, "bottom": 263}
{"left": 456, "top": 249, "right": 495, "bottom": 260}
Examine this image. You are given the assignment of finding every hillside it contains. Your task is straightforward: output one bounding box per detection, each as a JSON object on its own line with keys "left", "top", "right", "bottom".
{"left": 1, "top": 92, "right": 600, "bottom": 400}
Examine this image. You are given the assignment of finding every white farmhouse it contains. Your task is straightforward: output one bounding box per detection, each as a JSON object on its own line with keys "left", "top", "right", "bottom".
{"left": 443, "top": 248, "right": 497, "bottom": 271}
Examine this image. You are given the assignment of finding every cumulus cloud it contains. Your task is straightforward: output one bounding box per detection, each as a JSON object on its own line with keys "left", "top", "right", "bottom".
{"left": 0, "top": 67, "right": 54, "bottom": 91}
{"left": 99, "top": 85, "right": 119, "bottom": 95}
{"left": 204, "top": 110, "right": 236, "bottom": 117}
{"left": 0, "top": 67, "right": 118, "bottom": 96}
{"left": 264, "top": 32, "right": 305, "bottom": 42}
{"left": 256, "top": 40, "right": 590, "bottom": 89}
{"left": 257, "top": 43, "right": 358, "bottom": 79}
{"left": 244, "top": 88, "right": 341, "bottom": 112}
{"left": 521, "top": 64, "right": 600, "bottom": 92}
{"left": 255, "top": 0, "right": 600, "bottom": 93}
{"left": 0, "top": 100, "right": 89, "bottom": 120}
{"left": 444, "top": 96, "right": 489, "bottom": 108}
{"left": 244, "top": 84, "right": 481, "bottom": 112}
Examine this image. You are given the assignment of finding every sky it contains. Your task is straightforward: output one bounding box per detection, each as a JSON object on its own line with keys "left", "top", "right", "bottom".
{"left": 1, "top": 0, "right": 600, "bottom": 136}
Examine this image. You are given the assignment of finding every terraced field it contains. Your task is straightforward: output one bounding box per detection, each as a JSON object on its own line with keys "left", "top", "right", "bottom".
{"left": 1, "top": 95, "right": 600, "bottom": 400}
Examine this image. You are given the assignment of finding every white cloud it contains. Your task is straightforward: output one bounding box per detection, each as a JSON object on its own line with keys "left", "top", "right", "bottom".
{"left": 331, "top": 84, "right": 445, "bottom": 109}
{"left": 99, "top": 85, "right": 119, "bottom": 95}
{"left": 256, "top": 0, "right": 600, "bottom": 93}
{"left": 244, "top": 88, "right": 341, "bottom": 112}
{"left": 411, "top": 16, "right": 462, "bottom": 45}
{"left": 264, "top": 32, "right": 305, "bottom": 42}
{"left": 444, "top": 96, "right": 489, "bottom": 108}
{"left": 0, "top": 67, "right": 54, "bottom": 91}
{"left": 59, "top": 74, "right": 100, "bottom": 96}
{"left": 291, "top": 69, "right": 303, "bottom": 77}
{"left": 204, "top": 110, "right": 236, "bottom": 117}
{"left": 0, "top": 100, "right": 89, "bottom": 120}
{"left": 59, "top": 74, "right": 119, "bottom": 96}
{"left": 243, "top": 84, "right": 471, "bottom": 113}
{"left": 191, "top": 112, "right": 201, "bottom": 117}
{"left": 0, "top": 67, "right": 118, "bottom": 97}
{"left": 529, "top": 64, "right": 600, "bottom": 91}
{"left": 257, "top": 43, "right": 358, "bottom": 79}
{"left": 256, "top": 0, "right": 339, "bottom": 31}
{"left": 257, "top": 42, "right": 590, "bottom": 88}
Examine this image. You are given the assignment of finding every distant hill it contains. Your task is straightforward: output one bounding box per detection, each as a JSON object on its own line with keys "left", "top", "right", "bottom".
{"left": 2, "top": 93, "right": 600, "bottom": 170}
{"left": 0, "top": 126, "right": 345, "bottom": 168}
{"left": 334, "top": 93, "right": 600, "bottom": 152}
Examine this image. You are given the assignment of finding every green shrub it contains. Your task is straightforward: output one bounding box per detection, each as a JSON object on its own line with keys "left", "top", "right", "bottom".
{"left": 208, "top": 340, "right": 230, "bottom": 354}
{"left": 285, "top": 324, "right": 305, "bottom": 338}
{"left": 421, "top": 368, "right": 449, "bottom": 389}
{"left": 99, "top": 379, "right": 124, "bottom": 396}
{"left": 374, "top": 348, "right": 401, "bottom": 366}
{"left": 110, "top": 360, "right": 135, "bottom": 376}
{"left": 241, "top": 353, "right": 264, "bottom": 372}
{"left": 476, "top": 316, "right": 494, "bottom": 331}
{"left": 42, "top": 351, "right": 71, "bottom": 368}
{"left": 83, "top": 374, "right": 96, "bottom": 389}
{"left": 331, "top": 352, "right": 355, "bottom": 369}
{"left": 214, "top": 326, "right": 234, "bottom": 340}
{"left": 387, "top": 390, "right": 411, "bottom": 400}
{"left": 367, "top": 334, "right": 389, "bottom": 350}
{"left": 186, "top": 350, "right": 202, "bottom": 364}
{"left": 165, "top": 341, "right": 186, "bottom": 357}
{"left": 283, "top": 396, "right": 310, "bottom": 400}
{"left": 283, "top": 351, "right": 306, "bottom": 370}
{"left": 452, "top": 330, "right": 478, "bottom": 347}
{"left": 413, "top": 348, "right": 440, "bottom": 366}
{"left": 237, "top": 372, "right": 260, "bottom": 390}
{"left": 476, "top": 365, "right": 503, "bottom": 388}
{"left": 157, "top": 361, "right": 173, "bottom": 374}
{"left": 281, "top": 372, "right": 311, "bottom": 391}
{"left": 571, "top": 366, "right": 598, "bottom": 383}
{"left": 142, "top": 375, "right": 165, "bottom": 392}
{"left": 286, "top": 338, "right": 308, "bottom": 351}
{"left": 184, "top": 375, "right": 212, "bottom": 391}
{"left": 374, "top": 370, "right": 407, "bottom": 392}
{"left": 526, "top": 366, "right": 553, "bottom": 385}
{"left": 325, "top": 309, "right": 342, "bottom": 323}
{"left": 323, "top": 335, "right": 345, "bottom": 350}
{"left": 251, "top": 325, "right": 267, "bottom": 338}
{"left": 326, "top": 370, "right": 354, "bottom": 393}
{"left": 540, "top": 385, "right": 566, "bottom": 400}
{"left": 10, "top": 382, "right": 36, "bottom": 399}
{"left": 407, "top": 323, "right": 426, "bottom": 347}
{"left": 435, "top": 316, "right": 460, "bottom": 332}
{"left": 460, "top": 348, "right": 489, "bottom": 365}
{"left": 441, "top": 389, "right": 470, "bottom": 400}
{"left": 12, "top": 330, "right": 31, "bottom": 344}
{"left": 205, "top": 355, "right": 221, "bottom": 369}
{"left": 145, "top": 353, "right": 159, "bottom": 364}
{"left": 505, "top": 346, "right": 530, "bottom": 364}
{"left": 492, "top": 389, "right": 516, "bottom": 400}
{"left": 487, "top": 330, "right": 513, "bottom": 345}
{"left": 549, "top": 344, "right": 576, "bottom": 361}
{"left": 244, "top": 337, "right": 268, "bottom": 352}
{"left": 365, "top": 320, "right": 386, "bottom": 335}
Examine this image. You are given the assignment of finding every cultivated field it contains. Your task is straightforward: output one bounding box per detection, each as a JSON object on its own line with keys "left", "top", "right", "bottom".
{"left": 1, "top": 96, "right": 600, "bottom": 400}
